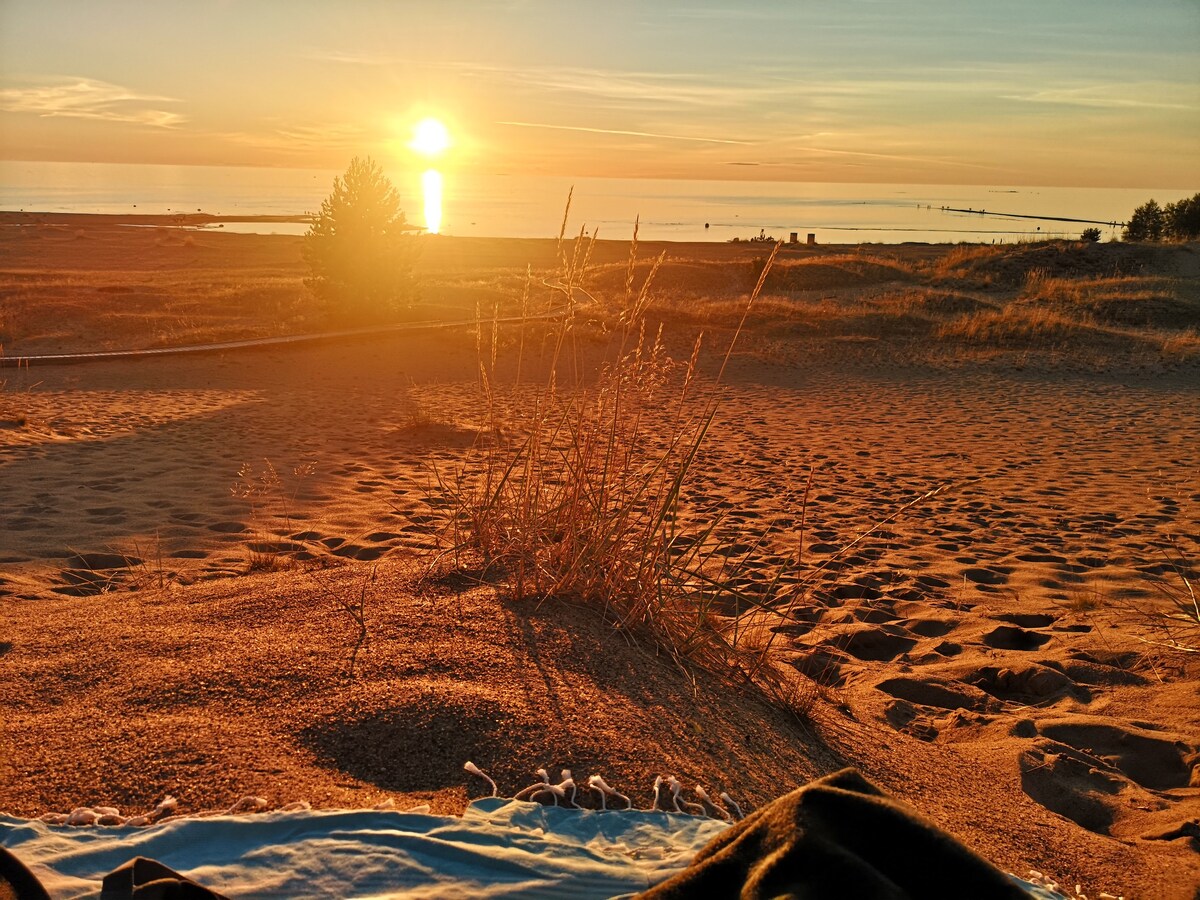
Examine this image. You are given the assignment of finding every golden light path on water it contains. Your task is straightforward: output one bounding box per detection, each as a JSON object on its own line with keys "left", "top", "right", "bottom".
{"left": 408, "top": 118, "right": 450, "bottom": 234}
{"left": 422, "top": 169, "right": 442, "bottom": 234}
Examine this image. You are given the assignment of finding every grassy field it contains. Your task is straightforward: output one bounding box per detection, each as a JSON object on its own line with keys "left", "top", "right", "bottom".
{"left": 3, "top": 220, "right": 1198, "bottom": 371}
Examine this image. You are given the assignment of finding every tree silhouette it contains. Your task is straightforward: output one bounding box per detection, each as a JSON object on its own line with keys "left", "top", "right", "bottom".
{"left": 1164, "top": 193, "right": 1200, "bottom": 241}
{"left": 1123, "top": 199, "right": 1165, "bottom": 242}
{"left": 1123, "top": 194, "right": 1200, "bottom": 242}
{"left": 304, "top": 157, "right": 416, "bottom": 321}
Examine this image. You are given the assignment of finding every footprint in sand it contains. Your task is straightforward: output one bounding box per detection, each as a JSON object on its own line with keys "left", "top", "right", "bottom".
{"left": 1037, "top": 717, "right": 1195, "bottom": 791}
{"left": 1019, "top": 716, "right": 1199, "bottom": 835}
{"left": 789, "top": 646, "right": 851, "bottom": 687}
{"left": 207, "top": 521, "right": 249, "bottom": 534}
{"left": 169, "top": 549, "right": 209, "bottom": 560}
{"left": 966, "top": 663, "right": 1084, "bottom": 704}
{"left": 876, "top": 676, "right": 998, "bottom": 713}
{"left": 902, "top": 617, "right": 959, "bottom": 638}
{"left": 981, "top": 625, "right": 1052, "bottom": 651}
{"left": 992, "top": 612, "right": 1056, "bottom": 628}
{"left": 331, "top": 544, "right": 389, "bottom": 561}
{"left": 1057, "top": 650, "right": 1147, "bottom": 687}
{"left": 819, "top": 623, "right": 919, "bottom": 662}
{"left": 962, "top": 566, "right": 1010, "bottom": 586}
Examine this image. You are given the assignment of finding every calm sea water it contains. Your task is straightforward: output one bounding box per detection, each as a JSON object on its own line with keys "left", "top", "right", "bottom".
{"left": 0, "top": 160, "right": 1190, "bottom": 244}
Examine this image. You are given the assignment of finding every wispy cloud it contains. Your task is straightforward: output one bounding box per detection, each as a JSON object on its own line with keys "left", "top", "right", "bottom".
{"left": 1003, "top": 84, "right": 1197, "bottom": 111}
{"left": 219, "top": 121, "right": 371, "bottom": 156}
{"left": 497, "top": 120, "right": 750, "bottom": 145}
{"left": 519, "top": 67, "right": 788, "bottom": 108}
{"left": 0, "top": 77, "right": 185, "bottom": 127}
{"left": 453, "top": 62, "right": 804, "bottom": 110}
{"left": 305, "top": 49, "right": 399, "bottom": 66}
{"left": 787, "top": 144, "right": 1001, "bottom": 171}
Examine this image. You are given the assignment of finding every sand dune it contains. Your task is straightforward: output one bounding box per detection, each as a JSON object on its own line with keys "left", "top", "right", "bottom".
{"left": 2, "top": 226, "right": 1199, "bottom": 897}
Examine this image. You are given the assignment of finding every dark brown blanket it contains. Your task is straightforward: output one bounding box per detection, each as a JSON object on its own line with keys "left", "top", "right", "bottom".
{"left": 638, "top": 768, "right": 1029, "bottom": 899}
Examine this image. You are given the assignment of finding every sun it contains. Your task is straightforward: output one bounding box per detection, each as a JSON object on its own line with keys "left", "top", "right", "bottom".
{"left": 410, "top": 118, "right": 451, "bottom": 158}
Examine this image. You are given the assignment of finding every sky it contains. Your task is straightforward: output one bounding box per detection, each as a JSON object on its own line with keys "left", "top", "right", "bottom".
{"left": 0, "top": 0, "right": 1197, "bottom": 188}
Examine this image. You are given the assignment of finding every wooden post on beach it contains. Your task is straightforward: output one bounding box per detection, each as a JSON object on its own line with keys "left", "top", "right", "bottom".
{"left": 807, "top": 233, "right": 816, "bottom": 245}
{"left": 790, "top": 232, "right": 798, "bottom": 244}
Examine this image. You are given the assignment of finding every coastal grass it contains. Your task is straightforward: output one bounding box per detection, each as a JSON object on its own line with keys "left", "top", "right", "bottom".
{"left": 5, "top": 224, "right": 1194, "bottom": 371}
{"left": 934, "top": 304, "right": 1089, "bottom": 349}
{"left": 1130, "top": 551, "right": 1200, "bottom": 654}
{"left": 231, "top": 459, "right": 318, "bottom": 573}
{"left": 0, "top": 271, "right": 312, "bottom": 353}
{"left": 431, "top": 221, "right": 813, "bottom": 705}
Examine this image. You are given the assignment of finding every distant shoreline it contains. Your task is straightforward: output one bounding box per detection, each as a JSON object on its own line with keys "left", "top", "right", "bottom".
{"left": 0, "top": 210, "right": 312, "bottom": 227}
{"left": 0, "top": 210, "right": 906, "bottom": 248}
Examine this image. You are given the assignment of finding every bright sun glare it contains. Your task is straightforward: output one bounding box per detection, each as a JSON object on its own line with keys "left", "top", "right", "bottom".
{"left": 410, "top": 118, "right": 450, "bottom": 158}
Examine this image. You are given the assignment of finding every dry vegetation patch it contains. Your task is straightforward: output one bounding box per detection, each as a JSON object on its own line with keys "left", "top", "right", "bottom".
{"left": 586, "top": 259, "right": 748, "bottom": 300}
{"left": 0, "top": 226, "right": 314, "bottom": 355}
{"left": 925, "top": 240, "right": 1154, "bottom": 289}
{"left": 757, "top": 253, "right": 915, "bottom": 292}
{"left": 935, "top": 305, "right": 1111, "bottom": 350}
{"left": 1020, "top": 272, "right": 1200, "bottom": 330}
{"left": 5, "top": 224, "right": 1194, "bottom": 373}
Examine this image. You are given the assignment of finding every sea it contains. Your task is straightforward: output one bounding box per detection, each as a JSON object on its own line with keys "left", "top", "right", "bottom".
{"left": 1, "top": 159, "right": 1192, "bottom": 245}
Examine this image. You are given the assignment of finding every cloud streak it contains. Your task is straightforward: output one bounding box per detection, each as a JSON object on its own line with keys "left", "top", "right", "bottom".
{"left": 305, "top": 49, "right": 399, "bottom": 67}
{"left": 219, "top": 121, "right": 371, "bottom": 156}
{"left": 0, "top": 77, "right": 185, "bottom": 127}
{"left": 786, "top": 144, "right": 1002, "bottom": 171}
{"left": 1003, "top": 85, "right": 1197, "bottom": 111}
{"left": 496, "top": 120, "right": 750, "bottom": 145}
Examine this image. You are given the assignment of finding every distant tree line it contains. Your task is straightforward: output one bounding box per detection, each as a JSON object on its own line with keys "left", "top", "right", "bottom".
{"left": 1123, "top": 192, "right": 1200, "bottom": 242}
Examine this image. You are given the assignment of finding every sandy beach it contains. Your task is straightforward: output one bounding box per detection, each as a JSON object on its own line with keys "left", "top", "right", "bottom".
{"left": 2, "top": 219, "right": 1199, "bottom": 897}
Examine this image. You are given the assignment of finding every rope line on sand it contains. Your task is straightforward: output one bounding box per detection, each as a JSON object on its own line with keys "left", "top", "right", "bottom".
{"left": 0, "top": 302, "right": 577, "bottom": 369}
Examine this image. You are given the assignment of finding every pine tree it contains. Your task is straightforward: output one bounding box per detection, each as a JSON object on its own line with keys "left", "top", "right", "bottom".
{"left": 303, "top": 157, "right": 416, "bottom": 321}
{"left": 1123, "top": 199, "right": 1165, "bottom": 242}
{"left": 1164, "top": 193, "right": 1200, "bottom": 241}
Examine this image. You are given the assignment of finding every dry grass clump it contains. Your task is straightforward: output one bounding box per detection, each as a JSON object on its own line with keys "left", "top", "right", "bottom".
{"left": 1021, "top": 272, "right": 1199, "bottom": 330}
{"left": 925, "top": 243, "right": 1009, "bottom": 284}
{"left": 757, "top": 254, "right": 914, "bottom": 292}
{"left": 1159, "top": 330, "right": 1200, "bottom": 362}
{"left": 433, "top": 223, "right": 810, "bottom": 705}
{"left": 926, "top": 240, "right": 1155, "bottom": 290}
{"left": 1148, "top": 571, "right": 1200, "bottom": 653}
{"left": 0, "top": 270, "right": 314, "bottom": 354}
{"left": 1117, "top": 552, "right": 1200, "bottom": 654}
{"left": 232, "top": 459, "right": 318, "bottom": 573}
{"left": 0, "top": 226, "right": 318, "bottom": 355}
{"left": 935, "top": 305, "right": 1091, "bottom": 349}
{"left": 606, "top": 289, "right": 940, "bottom": 361}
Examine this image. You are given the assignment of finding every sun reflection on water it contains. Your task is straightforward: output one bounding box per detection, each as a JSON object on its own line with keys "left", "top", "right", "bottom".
{"left": 422, "top": 169, "right": 442, "bottom": 234}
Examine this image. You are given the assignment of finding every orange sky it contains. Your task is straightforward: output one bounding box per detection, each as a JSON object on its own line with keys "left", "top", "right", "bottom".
{"left": 1, "top": 1, "right": 1198, "bottom": 188}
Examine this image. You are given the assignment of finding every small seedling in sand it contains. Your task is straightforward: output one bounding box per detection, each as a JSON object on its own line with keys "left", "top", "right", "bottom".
{"left": 231, "top": 459, "right": 317, "bottom": 571}
{"left": 311, "top": 565, "right": 376, "bottom": 679}
{"left": 1059, "top": 589, "right": 1106, "bottom": 615}
{"left": 125, "top": 532, "right": 172, "bottom": 591}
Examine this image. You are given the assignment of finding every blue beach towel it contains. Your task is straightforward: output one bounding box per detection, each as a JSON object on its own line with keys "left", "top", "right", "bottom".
{"left": 1, "top": 771, "right": 1071, "bottom": 899}
{"left": 1, "top": 799, "right": 722, "bottom": 899}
